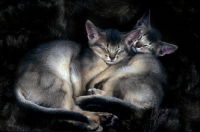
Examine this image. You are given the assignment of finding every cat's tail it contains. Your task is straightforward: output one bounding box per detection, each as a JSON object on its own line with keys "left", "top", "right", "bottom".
{"left": 14, "top": 88, "right": 89, "bottom": 123}
{"left": 77, "top": 96, "right": 143, "bottom": 119}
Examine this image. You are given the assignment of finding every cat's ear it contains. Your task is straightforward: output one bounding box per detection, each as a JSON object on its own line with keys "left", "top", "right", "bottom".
{"left": 86, "top": 20, "right": 101, "bottom": 40}
{"left": 135, "top": 10, "right": 150, "bottom": 28}
{"left": 124, "top": 29, "right": 141, "bottom": 45}
{"left": 157, "top": 42, "right": 178, "bottom": 56}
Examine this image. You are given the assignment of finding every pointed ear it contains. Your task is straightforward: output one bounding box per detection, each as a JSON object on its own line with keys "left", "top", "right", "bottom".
{"left": 86, "top": 20, "right": 101, "bottom": 40}
{"left": 124, "top": 29, "right": 141, "bottom": 45}
{"left": 157, "top": 42, "right": 178, "bottom": 56}
{"left": 135, "top": 10, "right": 150, "bottom": 28}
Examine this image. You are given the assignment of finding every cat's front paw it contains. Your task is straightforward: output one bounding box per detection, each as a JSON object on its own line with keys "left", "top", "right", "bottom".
{"left": 86, "top": 120, "right": 103, "bottom": 131}
{"left": 87, "top": 113, "right": 118, "bottom": 131}
{"left": 88, "top": 88, "right": 104, "bottom": 95}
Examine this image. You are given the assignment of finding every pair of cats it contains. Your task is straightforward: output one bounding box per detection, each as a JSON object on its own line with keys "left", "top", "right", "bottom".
{"left": 14, "top": 12, "right": 177, "bottom": 131}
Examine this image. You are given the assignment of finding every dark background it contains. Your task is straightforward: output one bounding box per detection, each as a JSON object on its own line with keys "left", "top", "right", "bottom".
{"left": 0, "top": 0, "right": 199, "bottom": 131}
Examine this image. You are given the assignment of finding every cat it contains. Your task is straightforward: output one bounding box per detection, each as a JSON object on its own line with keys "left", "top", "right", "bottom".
{"left": 77, "top": 12, "right": 178, "bottom": 115}
{"left": 13, "top": 20, "right": 142, "bottom": 131}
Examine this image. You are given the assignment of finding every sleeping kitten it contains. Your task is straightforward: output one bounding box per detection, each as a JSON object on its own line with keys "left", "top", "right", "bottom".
{"left": 13, "top": 20, "right": 141, "bottom": 131}
{"left": 77, "top": 12, "right": 178, "bottom": 112}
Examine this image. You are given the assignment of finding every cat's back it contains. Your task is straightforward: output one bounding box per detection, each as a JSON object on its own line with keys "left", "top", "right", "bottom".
{"left": 32, "top": 39, "right": 81, "bottom": 60}
{"left": 17, "top": 39, "right": 81, "bottom": 74}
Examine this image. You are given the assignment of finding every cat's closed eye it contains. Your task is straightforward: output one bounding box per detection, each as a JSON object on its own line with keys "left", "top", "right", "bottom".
{"left": 143, "top": 33, "right": 147, "bottom": 36}
{"left": 100, "top": 45, "right": 105, "bottom": 49}
{"left": 100, "top": 44, "right": 108, "bottom": 51}
{"left": 117, "top": 48, "right": 124, "bottom": 53}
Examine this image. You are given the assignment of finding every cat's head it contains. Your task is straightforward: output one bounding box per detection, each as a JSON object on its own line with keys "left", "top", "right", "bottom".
{"left": 86, "top": 20, "right": 141, "bottom": 64}
{"left": 131, "top": 11, "right": 178, "bottom": 56}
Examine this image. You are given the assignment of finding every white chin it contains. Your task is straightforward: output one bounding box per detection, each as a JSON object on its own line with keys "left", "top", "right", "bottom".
{"left": 106, "top": 61, "right": 117, "bottom": 65}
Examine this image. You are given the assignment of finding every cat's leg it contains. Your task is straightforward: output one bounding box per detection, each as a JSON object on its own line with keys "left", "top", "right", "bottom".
{"left": 87, "top": 64, "right": 122, "bottom": 96}
{"left": 87, "top": 82, "right": 114, "bottom": 96}
{"left": 52, "top": 80, "right": 95, "bottom": 130}
{"left": 88, "top": 69, "right": 130, "bottom": 97}
{"left": 87, "top": 75, "right": 119, "bottom": 97}
{"left": 75, "top": 96, "right": 119, "bottom": 124}
{"left": 61, "top": 82, "right": 118, "bottom": 131}
{"left": 72, "top": 106, "right": 118, "bottom": 130}
{"left": 87, "top": 64, "right": 121, "bottom": 89}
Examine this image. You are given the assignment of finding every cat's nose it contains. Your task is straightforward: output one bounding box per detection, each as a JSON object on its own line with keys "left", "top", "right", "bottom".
{"left": 135, "top": 42, "right": 142, "bottom": 48}
{"left": 109, "top": 55, "right": 115, "bottom": 60}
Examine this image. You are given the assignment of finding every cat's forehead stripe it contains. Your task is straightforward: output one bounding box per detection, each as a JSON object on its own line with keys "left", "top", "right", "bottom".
{"left": 104, "top": 29, "right": 122, "bottom": 45}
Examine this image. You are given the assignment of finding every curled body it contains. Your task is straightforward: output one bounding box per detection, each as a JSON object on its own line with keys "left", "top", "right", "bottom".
{"left": 87, "top": 53, "right": 167, "bottom": 109}
{"left": 77, "top": 12, "right": 178, "bottom": 115}
{"left": 14, "top": 20, "right": 142, "bottom": 131}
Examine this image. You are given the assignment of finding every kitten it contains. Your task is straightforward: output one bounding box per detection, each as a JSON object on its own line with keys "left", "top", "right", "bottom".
{"left": 13, "top": 20, "right": 141, "bottom": 131}
{"left": 77, "top": 12, "right": 178, "bottom": 113}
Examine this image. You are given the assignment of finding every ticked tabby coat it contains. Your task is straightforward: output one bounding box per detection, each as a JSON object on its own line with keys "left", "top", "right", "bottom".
{"left": 77, "top": 12, "right": 178, "bottom": 115}
{"left": 14, "top": 20, "right": 142, "bottom": 130}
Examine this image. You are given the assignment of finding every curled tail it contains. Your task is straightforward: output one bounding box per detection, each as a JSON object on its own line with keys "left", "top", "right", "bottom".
{"left": 77, "top": 96, "right": 142, "bottom": 119}
{"left": 14, "top": 88, "right": 89, "bottom": 123}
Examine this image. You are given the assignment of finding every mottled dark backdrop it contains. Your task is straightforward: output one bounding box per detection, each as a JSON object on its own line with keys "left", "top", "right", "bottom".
{"left": 0, "top": 0, "right": 199, "bottom": 131}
